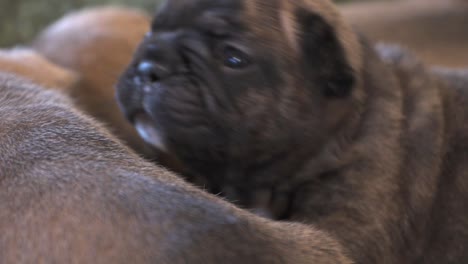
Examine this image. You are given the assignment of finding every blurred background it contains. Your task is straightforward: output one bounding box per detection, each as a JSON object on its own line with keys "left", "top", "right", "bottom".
{"left": 0, "top": 0, "right": 158, "bottom": 46}
{"left": 0, "top": 0, "right": 369, "bottom": 47}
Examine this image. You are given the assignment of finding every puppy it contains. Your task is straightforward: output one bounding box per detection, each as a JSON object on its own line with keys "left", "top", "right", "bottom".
{"left": 0, "top": 72, "right": 351, "bottom": 264}
{"left": 0, "top": 47, "right": 77, "bottom": 90}
{"left": 33, "top": 6, "right": 157, "bottom": 159}
{"left": 117, "top": 0, "right": 468, "bottom": 263}
{"left": 341, "top": 0, "right": 468, "bottom": 67}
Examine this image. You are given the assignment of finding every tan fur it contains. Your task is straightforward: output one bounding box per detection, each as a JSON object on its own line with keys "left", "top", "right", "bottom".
{"left": 0, "top": 72, "right": 353, "bottom": 263}
{"left": 0, "top": 47, "right": 78, "bottom": 91}
{"left": 32, "top": 6, "right": 155, "bottom": 158}
{"left": 279, "top": 5, "right": 299, "bottom": 53}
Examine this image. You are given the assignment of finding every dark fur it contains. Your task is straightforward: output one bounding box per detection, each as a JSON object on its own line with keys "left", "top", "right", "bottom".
{"left": 117, "top": 0, "right": 468, "bottom": 263}
{"left": 0, "top": 72, "right": 352, "bottom": 263}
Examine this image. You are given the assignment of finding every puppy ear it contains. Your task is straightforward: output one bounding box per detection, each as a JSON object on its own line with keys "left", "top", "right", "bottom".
{"left": 295, "top": 9, "right": 355, "bottom": 98}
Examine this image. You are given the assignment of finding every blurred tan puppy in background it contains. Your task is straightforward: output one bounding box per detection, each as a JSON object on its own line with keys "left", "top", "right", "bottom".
{"left": 0, "top": 47, "right": 77, "bottom": 91}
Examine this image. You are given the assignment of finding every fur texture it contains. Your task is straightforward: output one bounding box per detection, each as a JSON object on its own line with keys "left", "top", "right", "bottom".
{"left": 0, "top": 72, "right": 352, "bottom": 264}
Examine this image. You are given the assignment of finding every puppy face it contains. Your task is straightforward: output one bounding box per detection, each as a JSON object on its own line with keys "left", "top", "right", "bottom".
{"left": 117, "top": 0, "right": 361, "bottom": 186}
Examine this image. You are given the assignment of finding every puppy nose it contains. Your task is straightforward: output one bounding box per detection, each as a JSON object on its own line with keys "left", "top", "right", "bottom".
{"left": 135, "top": 32, "right": 181, "bottom": 83}
{"left": 137, "top": 60, "right": 170, "bottom": 83}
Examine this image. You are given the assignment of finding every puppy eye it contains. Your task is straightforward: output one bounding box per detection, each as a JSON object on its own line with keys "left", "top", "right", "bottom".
{"left": 222, "top": 46, "right": 250, "bottom": 69}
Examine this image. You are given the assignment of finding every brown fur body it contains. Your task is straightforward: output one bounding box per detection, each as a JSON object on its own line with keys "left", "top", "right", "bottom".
{"left": 117, "top": 0, "right": 468, "bottom": 263}
{"left": 0, "top": 72, "right": 352, "bottom": 263}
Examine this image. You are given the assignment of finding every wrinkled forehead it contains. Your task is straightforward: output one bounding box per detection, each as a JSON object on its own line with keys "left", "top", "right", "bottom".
{"left": 152, "top": 0, "right": 289, "bottom": 49}
{"left": 159, "top": 0, "right": 241, "bottom": 11}
{"left": 153, "top": 0, "right": 244, "bottom": 29}
{"left": 152, "top": 0, "right": 287, "bottom": 35}
{"left": 153, "top": 0, "right": 338, "bottom": 36}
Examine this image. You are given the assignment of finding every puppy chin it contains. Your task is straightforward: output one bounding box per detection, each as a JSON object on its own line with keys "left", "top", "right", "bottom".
{"left": 134, "top": 113, "right": 167, "bottom": 152}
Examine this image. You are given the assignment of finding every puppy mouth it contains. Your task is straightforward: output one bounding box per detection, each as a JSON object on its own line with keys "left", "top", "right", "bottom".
{"left": 133, "top": 112, "right": 167, "bottom": 152}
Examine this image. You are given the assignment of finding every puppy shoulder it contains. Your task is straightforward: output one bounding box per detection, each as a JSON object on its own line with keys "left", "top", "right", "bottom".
{"left": 0, "top": 72, "right": 71, "bottom": 107}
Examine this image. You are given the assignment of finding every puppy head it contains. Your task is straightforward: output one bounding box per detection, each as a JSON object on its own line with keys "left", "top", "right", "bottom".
{"left": 0, "top": 48, "right": 78, "bottom": 91}
{"left": 117, "top": 0, "right": 362, "bottom": 178}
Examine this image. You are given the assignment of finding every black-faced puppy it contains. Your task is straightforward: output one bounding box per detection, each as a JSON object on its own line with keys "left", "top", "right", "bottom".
{"left": 117, "top": 0, "right": 468, "bottom": 263}
{"left": 33, "top": 7, "right": 158, "bottom": 159}
{"left": 118, "top": 0, "right": 362, "bottom": 208}
{"left": 0, "top": 72, "right": 352, "bottom": 264}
